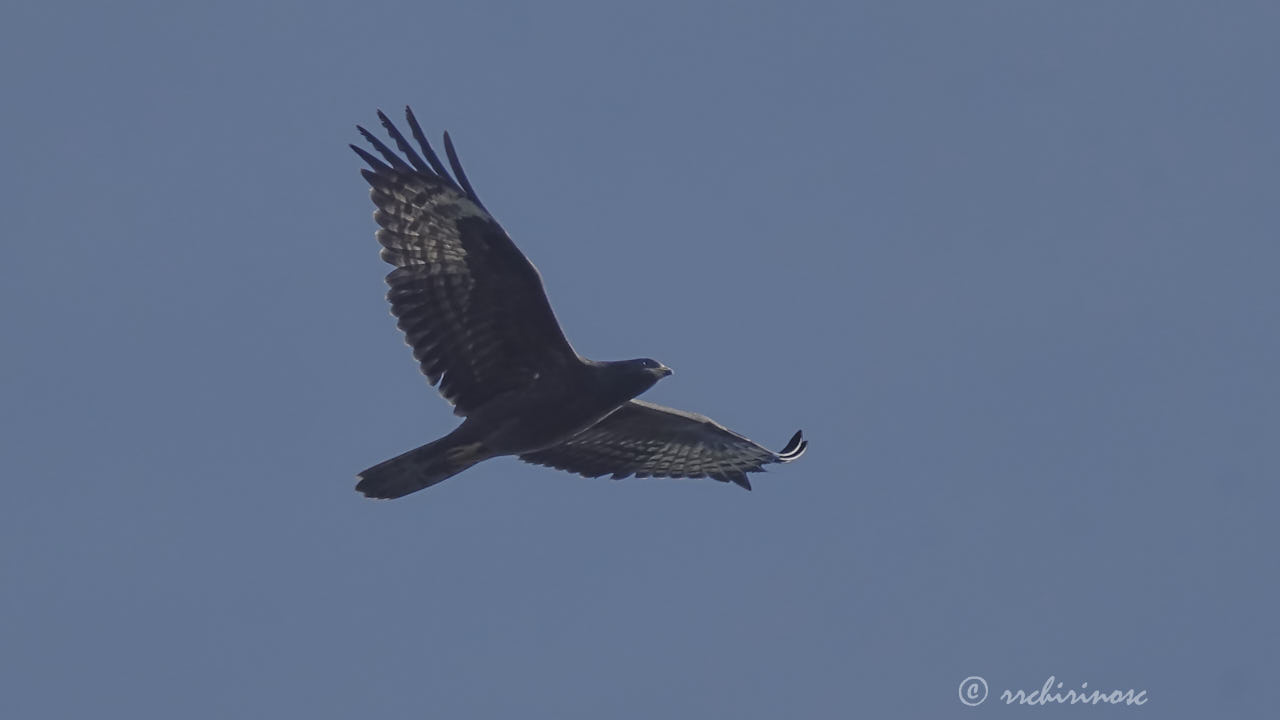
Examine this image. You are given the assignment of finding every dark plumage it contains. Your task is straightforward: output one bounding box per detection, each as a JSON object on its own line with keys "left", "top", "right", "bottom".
{"left": 351, "top": 107, "right": 807, "bottom": 498}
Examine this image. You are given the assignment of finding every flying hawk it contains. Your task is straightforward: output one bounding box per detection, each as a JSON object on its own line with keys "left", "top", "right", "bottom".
{"left": 351, "top": 107, "right": 807, "bottom": 498}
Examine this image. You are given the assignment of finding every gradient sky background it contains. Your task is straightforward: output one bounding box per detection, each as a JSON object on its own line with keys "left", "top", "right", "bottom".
{"left": 3, "top": 1, "right": 1277, "bottom": 717}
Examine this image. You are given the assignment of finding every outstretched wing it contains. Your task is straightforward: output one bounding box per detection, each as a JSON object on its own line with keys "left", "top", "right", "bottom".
{"left": 352, "top": 107, "right": 579, "bottom": 416}
{"left": 519, "top": 400, "right": 808, "bottom": 490}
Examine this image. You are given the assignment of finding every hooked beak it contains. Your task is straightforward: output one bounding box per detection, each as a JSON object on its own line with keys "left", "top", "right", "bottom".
{"left": 654, "top": 364, "right": 673, "bottom": 378}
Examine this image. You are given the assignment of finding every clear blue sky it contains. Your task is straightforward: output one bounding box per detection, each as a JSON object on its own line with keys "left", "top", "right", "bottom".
{"left": 2, "top": 1, "right": 1277, "bottom": 717}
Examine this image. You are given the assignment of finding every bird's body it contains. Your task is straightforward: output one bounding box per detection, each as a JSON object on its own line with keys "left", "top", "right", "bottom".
{"left": 351, "top": 108, "right": 806, "bottom": 498}
{"left": 453, "top": 360, "right": 667, "bottom": 456}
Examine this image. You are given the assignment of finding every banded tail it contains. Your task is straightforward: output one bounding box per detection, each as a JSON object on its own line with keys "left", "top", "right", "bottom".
{"left": 356, "top": 433, "right": 490, "bottom": 499}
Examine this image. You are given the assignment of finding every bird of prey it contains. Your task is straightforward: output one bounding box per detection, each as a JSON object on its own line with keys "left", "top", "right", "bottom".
{"left": 350, "top": 107, "right": 807, "bottom": 498}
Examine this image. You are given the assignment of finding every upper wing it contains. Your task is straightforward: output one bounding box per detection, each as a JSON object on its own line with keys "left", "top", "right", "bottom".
{"left": 352, "top": 107, "right": 580, "bottom": 415}
{"left": 519, "top": 400, "right": 808, "bottom": 490}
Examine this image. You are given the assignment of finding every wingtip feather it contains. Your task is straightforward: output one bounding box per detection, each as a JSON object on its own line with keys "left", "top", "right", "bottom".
{"left": 402, "top": 106, "right": 456, "bottom": 182}
{"left": 441, "top": 131, "right": 486, "bottom": 209}
{"left": 777, "top": 430, "right": 807, "bottom": 462}
{"left": 352, "top": 144, "right": 391, "bottom": 173}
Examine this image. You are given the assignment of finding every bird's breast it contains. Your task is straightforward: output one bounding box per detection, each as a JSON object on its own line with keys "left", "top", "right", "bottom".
{"left": 467, "top": 389, "right": 628, "bottom": 456}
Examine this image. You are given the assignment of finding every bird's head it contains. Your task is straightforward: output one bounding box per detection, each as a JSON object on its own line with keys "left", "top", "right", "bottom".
{"left": 603, "top": 358, "right": 672, "bottom": 396}
{"left": 598, "top": 358, "right": 673, "bottom": 402}
{"left": 632, "top": 358, "right": 673, "bottom": 379}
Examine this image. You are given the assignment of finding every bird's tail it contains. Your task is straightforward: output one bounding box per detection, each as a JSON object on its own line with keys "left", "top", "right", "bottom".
{"left": 356, "top": 433, "right": 491, "bottom": 499}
